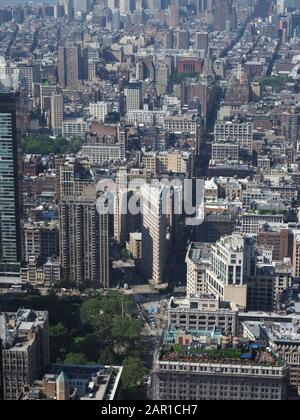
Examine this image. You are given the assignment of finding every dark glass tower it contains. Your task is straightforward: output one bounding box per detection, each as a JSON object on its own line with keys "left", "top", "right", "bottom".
{"left": 0, "top": 93, "right": 21, "bottom": 277}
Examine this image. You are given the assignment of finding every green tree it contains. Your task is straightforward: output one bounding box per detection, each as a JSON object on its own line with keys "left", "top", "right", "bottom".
{"left": 98, "top": 348, "right": 117, "bottom": 366}
{"left": 111, "top": 316, "right": 142, "bottom": 346}
{"left": 64, "top": 353, "right": 89, "bottom": 365}
{"left": 49, "top": 322, "right": 73, "bottom": 362}
{"left": 101, "top": 291, "right": 135, "bottom": 317}
{"left": 121, "top": 357, "right": 148, "bottom": 399}
{"left": 23, "top": 135, "right": 84, "bottom": 155}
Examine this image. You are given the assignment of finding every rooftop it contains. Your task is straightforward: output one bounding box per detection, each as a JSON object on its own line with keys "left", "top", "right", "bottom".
{"left": 187, "top": 242, "right": 211, "bottom": 264}
{"left": 159, "top": 337, "right": 284, "bottom": 367}
{"left": 21, "top": 364, "right": 123, "bottom": 401}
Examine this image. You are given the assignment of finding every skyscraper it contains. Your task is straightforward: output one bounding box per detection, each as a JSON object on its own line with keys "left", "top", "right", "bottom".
{"left": 0, "top": 93, "right": 22, "bottom": 279}
{"left": 141, "top": 183, "right": 168, "bottom": 286}
{"left": 214, "top": 0, "right": 236, "bottom": 32}
{"left": 195, "top": 32, "right": 209, "bottom": 54}
{"left": 168, "top": 4, "right": 179, "bottom": 29}
{"left": 59, "top": 158, "right": 109, "bottom": 288}
{"left": 125, "top": 81, "right": 142, "bottom": 112}
{"left": 74, "top": 0, "right": 89, "bottom": 14}
{"left": 58, "top": 43, "right": 82, "bottom": 88}
{"left": 50, "top": 93, "right": 64, "bottom": 136}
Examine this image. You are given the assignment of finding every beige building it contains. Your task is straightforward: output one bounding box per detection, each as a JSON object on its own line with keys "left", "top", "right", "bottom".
{"left": 211, "top": 142, "right": 239, "bottom": 163}
{"left": 206, "top": 233, "right": 250, "bottom": 308}
{"left": 168, "top": 294, "right": 238, "bottom": 336}
{"left": 204, "top": 178, "right": 218, "bottom": 202}
{"left": 1, "top": 308, "right": 49, "bottom": 400}
{"left": 163, "top": 112, "right": 199, "bottom": 135}
{"left": 186, "top": 242, "right": 211, "bottom": 296}
{"left": 114, "top": 167, "right": 151, "bottom": 242}
{"left": 58, "top": 159, "right": 109, "bottom": 288}
{"left": 152, "top": 350, "right": 289, "bottom": 400}
{"left": 50, "top": 94, "right": 64, "bottom": 136}
{"left": 267, "top": 323, "right": 300, "bottom": 396}
{"left": 142, "top": 150, "right": 193, "bottom": 176}
{"left": 59, "top": 185, "right": 109, "bottom": 288}
{"left": 21, "top": 257, "right": 61, "bottom": 287}
{"left": 127, "top": 232, "right": 142, "bottom": 259}
{"left": 141, "top": 183, "right": 168, "bottom": 286}
{"left": 214, "top": 121, "right": 253, "bottom": 154}
{"left": 22, "top": 221, "right": 59, "bottom": 264}
{"left": 59, "top": 158, "right": 93, "bottom": 198}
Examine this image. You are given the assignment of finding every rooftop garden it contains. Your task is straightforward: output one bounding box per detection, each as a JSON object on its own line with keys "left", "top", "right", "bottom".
{"left": 159, "top": 345, "right": 282, "bottom": 367}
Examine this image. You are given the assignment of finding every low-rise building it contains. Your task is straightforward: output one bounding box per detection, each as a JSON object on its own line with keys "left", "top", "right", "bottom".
{"left": 21, "top": 364, "right": 123, "bottom": 401}
{"left": 168, "top": 294, "right": 238, "bottom": 336}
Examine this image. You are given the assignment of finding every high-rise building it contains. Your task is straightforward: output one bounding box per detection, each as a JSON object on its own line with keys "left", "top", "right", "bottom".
{"left": 175, "top": 30, "right": 190, "bottom": 50}
{"left": 59, "top": 184, "right": 109, "bottom": 288}
{"left": 18, "top": 64, "right": 34, "bottom": 96}
{"left": 148, "top": 0, "right": 161, "bottom": 10}
{"left": 186, "top": 242, "right": 211, "bottom": 296}
{"left": 59, "top": 159, "right": 109, "bottom": 288}
{"left": 125, "top": 81, "right": 142, "bottom": 112}
{"left": 155, "top": 64, "right": 169, "bottom": 96}
{"left": 89, "top": 101, "right": 112, "bottom": 122}
{"left": 214, "top": 0, "right": 236, "bottom": 32}
{"left": 206, "top": 233, "right": 252, "bottom": 308}
{"left": 195, "top": 32, "right": 208, "bottom": 55}
{"left": 58, "top": 43, "right": 83, "bottom": 88}
{"left": 0, "top": 93, "right": 22, "bottom": 279}
{"left": 168, "top": 4, "right": 179, "bottom": 28}
{"left": 22, "top": 221, "right": 59, "bottom": 264}
{"left": 120, "top": 0, "right": 132, "bottom": 14}
{"left": 112, "top": 8, "right": 121, "bottom": 31}
{"left": 73, "top": 0, "right": 89, "bottom": 14}
{"left": 163, "top": 31, "right": 174, "bottom": 49}
{"left": 50, "top": 93, "right": 64, "bottom": 136}
{"left": 114, "top": 167, "right": 151, "bottom": 242}
{"left": 0, "top": 308, "right": 49, "bottom": 400}
{"left": 152, "top": 289, "right": 289, "bottom": 400}
{"left": 141, "top": 183, "right": 168, "bottom": 286}
{"left": 193, "top": 0, "right": 214, "bottom": 24}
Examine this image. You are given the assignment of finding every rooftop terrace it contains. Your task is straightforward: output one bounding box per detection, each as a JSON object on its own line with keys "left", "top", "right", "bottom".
{"left": 159, "top": 345, "right": 284, "bottom": 367}
{"left": 160, "top": 326, "right": 284, "bottom": 367}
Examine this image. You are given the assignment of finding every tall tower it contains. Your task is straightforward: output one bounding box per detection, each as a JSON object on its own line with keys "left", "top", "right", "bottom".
{"left": 168, "top": 4, "right": 179, "bottom": 29}
{"left": 0, "top": 93, "right": 22, "bottom": 278}
{"left": 141, "top": 183, "right": 168, "bottom": 286}
{"left": 59, "top": 159, "right": 109, "bottom": 288}
{"left": 125, "top": 81, "right": 142, "bottom": 112}
{"left": 214, "top": 0, "right": 236, "bottom": 32}
{"left": 51, "top": 94, "right": 64, "bottom": 136}
{"left": 58, "top": 43, "right": 82, "bottom": 88}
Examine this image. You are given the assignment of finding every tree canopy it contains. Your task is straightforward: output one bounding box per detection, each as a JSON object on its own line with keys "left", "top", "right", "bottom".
{"left": 23, "top": 135, "right": 84, "bottom": 155}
